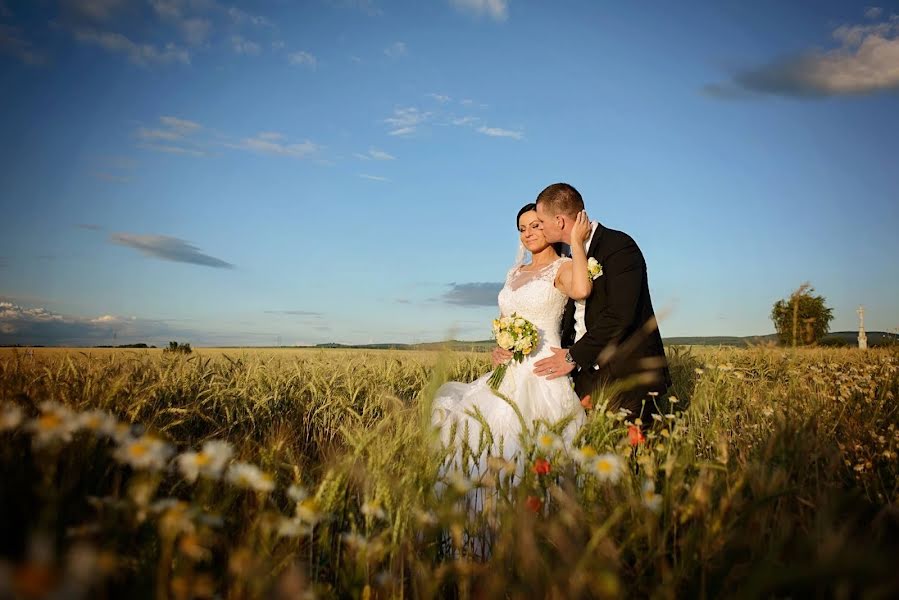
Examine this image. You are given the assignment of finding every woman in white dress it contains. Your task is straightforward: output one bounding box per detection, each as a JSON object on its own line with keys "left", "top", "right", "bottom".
{"left": 432, "top": 202, "right": 593, "bottom": 479}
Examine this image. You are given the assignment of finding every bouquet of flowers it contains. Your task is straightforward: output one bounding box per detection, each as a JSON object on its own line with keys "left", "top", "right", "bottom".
{"left": 488, "top": 313, "right": 539, "bottom": 390}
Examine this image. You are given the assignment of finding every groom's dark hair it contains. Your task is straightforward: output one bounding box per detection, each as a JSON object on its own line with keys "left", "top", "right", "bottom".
{"left": 536, "top": 183, "right": 584, "bottom": 218}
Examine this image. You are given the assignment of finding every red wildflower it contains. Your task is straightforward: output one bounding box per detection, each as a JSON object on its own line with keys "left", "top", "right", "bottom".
{"left": 525, "top": 495, "right": 543, "bottom": 513}
{"left": 580, "top": 394, "right": 593, "bottom": 410}
{"left": 531, "top": 458, "right": 551, "bottom": 475}
{"left": 628, "top": 425, "right": 645, "bottom": 446}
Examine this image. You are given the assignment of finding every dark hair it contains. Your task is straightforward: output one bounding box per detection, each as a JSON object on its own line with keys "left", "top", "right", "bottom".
{"left": 535, "top": 183, "right": 584, "bottom": 218}
{"left": 516, "top": 202, "right": 537, "bottom": 229}
{"left": 516, "top": 202, "right": 565, "bottom": 256}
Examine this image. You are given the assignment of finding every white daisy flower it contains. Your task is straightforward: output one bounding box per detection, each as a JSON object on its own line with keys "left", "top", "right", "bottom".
{"left": 0, "top": 404, "right": 24, "bottom": 431}
{"left": 593, "top": 453, "right": 623, "bottom": 483}
{"left": 225, "top": 462, "right": 275, "bottom": 493}
{"left": 287, "top": 483, "right": 308, "bottom": 503}
{"left": 536, "top": 431, "right": 562, "bottom": 454}
{"left": 277, "top": 517, "right": 312, "bottom": 538}
{"left": 361, "top": 500, "right": 386, "bottom": 520}
{"left": 114, "top": 435, "right": 174, "bottom": 471}
{"left": 642, "top": 479, "right": 663, "bottom": 513}
{"left": 573, "top": 445, "right": 598, "bottom": 467}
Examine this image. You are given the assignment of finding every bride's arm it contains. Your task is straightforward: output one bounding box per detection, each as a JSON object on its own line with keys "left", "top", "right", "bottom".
{"left": 557, "top": 211, "right": 592, "bottom": 300}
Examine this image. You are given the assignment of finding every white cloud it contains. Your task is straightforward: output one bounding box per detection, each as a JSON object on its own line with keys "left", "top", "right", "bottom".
{"left": 451, "top": 116, "right": 479, "bottom": 126}
{"left": 71, "top": 27, "right": 190, "bottom": 65}
{"left": 227, "top": 133, "right": 319, "bottom": 158}
{"left": 449, "top": 0, "right": 509, "bottom": 21}
{"left": 865, "top": 7, "right": 883, "bottom": 19}
{"left": 477, "top": 125, "right": 523, "bottom": 140}
{"left": 288, "top": 50, "right": 317, "bottom": 68}
{"left": 326, "top": 0, "right": 382, "bottom": 16}
{"left": 159, "top": 115, "right": 201, "bottom": 133}
{"left": 140, "top": 143, "right": 206, "bottom": 156}
{"left": 358, "top": 174, "right": 390, "bottom": 182}
{"left": 137, "top": 116, "right": 203, "bottom": 153}
{"left": 231, "top": 35, "right": 261, "bottom": 55}
{"left": 355, "top": 148, "right": 395, "bottom": 160}
{"left": 0, "top": 301, "right": 199, "bottom": 346}
{"left": 384, "top": 106, "right": 431, "bottom": 136}
{"left": 384, "top": 41, "right": 407, "bottom": 58}
{"left": 428, "top": 93, "right": 451, "bottom": 103}
{"left": 388, "top": 127, "right": 416, "bottom": 137}
{"left": 227, "top": 6, "right": 274, "bottom": 28}
{"left": 706, "top": 14, "right": 899, "bottom": 98}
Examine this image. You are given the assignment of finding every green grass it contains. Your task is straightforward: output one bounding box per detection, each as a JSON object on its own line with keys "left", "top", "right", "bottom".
{"left": 1, "top": 346, "right": 897, "bottom": 599}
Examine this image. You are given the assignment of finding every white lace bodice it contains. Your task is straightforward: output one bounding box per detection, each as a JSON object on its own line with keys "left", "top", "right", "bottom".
{"left": 497, "top": 257, "right": 570, "bottom": 352}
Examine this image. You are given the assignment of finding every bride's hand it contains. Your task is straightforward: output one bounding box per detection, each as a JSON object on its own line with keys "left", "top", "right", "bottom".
{"left": 570, "top": 211, "right": 591, "bottom": 246}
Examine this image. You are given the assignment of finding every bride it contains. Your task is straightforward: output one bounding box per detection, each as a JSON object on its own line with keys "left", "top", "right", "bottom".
{"left": 432, "top": 202, "right": 593, "bottom": 479}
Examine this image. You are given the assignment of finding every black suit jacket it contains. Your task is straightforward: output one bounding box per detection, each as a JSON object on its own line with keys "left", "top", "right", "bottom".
{"left": 562, "top": 223, "right": 670, "bottom": 412}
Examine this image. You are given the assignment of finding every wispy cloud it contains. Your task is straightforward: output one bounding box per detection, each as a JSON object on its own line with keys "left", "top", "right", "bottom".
{"left": 227, "top": 132, "right": 319, "bottom": 159}
{"left": 384, "top": 106, "right": 431, "bottom": 136}
{"left": 264, "top": 310, "right": 323, "bottom": 317}
{"left": 288, "top": 50, "right": 317, "bottom": 68}
{"left": 449, "top": 0, "right": 509, "bottom": 22}
{"left": 358, "top": 174, "right": 390, "bottom": 182}
{"left": 428, "top": 93, "right": 451, "bottom": 103}
{"left": 110, "top": 233, "right": 234, "bottom": 268}
{"left": 704, "top": 13, "right": 899, "bottom": 98}
{"left": 439, "top": 282, "right": 503, "bottom": 306}
{"left": 354, "top": 147, "right": 396, "bottom": 160}
{"left": 384, "top": 41, "right": 407, "bottom": 58}
{"left": 70, "top": 27, "right": 190, "bottom": 66}
{"left": 865, "top": 6, "right": 883, "bottom": 19}
{"left": 451, "top": 116, "right": 479, "bottom": 126}
{"left": 477, "top": 125, "right": 523, "bottom": 140}
{"left": 227, "top": 6, "right": 274, "bottom": 28}
{"left": 0, "top": 24, "right": 48, "bottom": 65}
{"left": 231, "top": 34, "right": 261, "bottom": 55}
{"left": 137, "top": 116, "right": 205, "bottom": 155}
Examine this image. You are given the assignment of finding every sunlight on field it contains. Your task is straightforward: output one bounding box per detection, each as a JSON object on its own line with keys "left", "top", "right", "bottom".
{"left": 1, "top": 346, "right": 897, "bottom": 598}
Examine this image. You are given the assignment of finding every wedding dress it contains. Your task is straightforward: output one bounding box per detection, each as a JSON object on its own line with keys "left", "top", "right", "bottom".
{"left": 432, "top": 256, "right": 586, "bottom": 479}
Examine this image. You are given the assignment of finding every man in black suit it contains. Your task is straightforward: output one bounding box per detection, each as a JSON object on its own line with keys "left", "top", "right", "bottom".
{"left": 531, "top": 183, "right": 670, "bottom": 421}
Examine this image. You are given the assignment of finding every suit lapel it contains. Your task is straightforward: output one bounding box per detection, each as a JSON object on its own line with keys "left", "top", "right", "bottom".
{"left": 583, "top": 223, "right": 605, "bottom": 315}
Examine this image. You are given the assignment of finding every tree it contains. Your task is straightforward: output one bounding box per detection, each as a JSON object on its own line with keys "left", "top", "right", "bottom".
{"left": 770, "top": 284, "right": 834, "bottom": 347}
{"left": 163, "top": 341, "right": 192, "bottom": 354}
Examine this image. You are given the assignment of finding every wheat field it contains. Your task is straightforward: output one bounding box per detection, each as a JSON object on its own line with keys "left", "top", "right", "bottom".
{"left": 0, "top": 345, "right": 897, "bottom": 599}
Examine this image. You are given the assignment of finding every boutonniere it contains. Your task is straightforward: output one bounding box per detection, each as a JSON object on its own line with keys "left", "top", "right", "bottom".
{"left": 587, "top": 257, "right": 603, "bottom": 280}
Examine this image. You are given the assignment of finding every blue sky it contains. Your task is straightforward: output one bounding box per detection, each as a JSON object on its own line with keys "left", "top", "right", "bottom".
{"left": 1, "top": 0, "right": 897, "bottom": 346}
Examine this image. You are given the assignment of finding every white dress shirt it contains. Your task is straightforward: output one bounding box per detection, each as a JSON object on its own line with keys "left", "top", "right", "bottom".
{"left": 573, "top": 221, "right": 599, "bottom": 343}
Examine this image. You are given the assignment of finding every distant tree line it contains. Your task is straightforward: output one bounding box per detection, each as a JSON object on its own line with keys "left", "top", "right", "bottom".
{"left": 163, "top": 341, "right": 192, "bottom": 354}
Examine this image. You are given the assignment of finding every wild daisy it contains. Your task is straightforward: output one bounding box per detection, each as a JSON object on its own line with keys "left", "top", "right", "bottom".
{"left": 176, "top": 440, "right": 233, "bottom": 482}
{"left": 76, "top": 410, "right": 118, "bottom": 437}
{"left": 536, "top": 431, "right": 562, "bottom": 454}
{"left": 361, "top": 500, "right": 387, "bottom": 520}
{"left": 295, "top": 499, "right": 324, "bottom": 525}
{"left": 277, "top": 517, "right": 312, "bottom": 539}
{"left": 573, "top": 445, "right": 598, "bottom": 467}
{"left": 115, "top": 435, "right": 174, "bottom": 471}
{"left": 226, "top": 462, "right": 275, "bottom": 493}
{"left": 30, "top": 402, "right": 78, "bottom": 446}
{"left": 0, "top": 404, "right": 24, "bottom": 431}
{"left": 593, "top": 453, "right": 623, "bottom": 483}
{"left": 642, "top": 479, "right": 663, "bottom": 513}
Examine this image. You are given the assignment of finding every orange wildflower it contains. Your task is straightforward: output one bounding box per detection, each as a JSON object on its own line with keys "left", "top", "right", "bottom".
{"left": 580, "top": 394, "right": 593, "bottom": 410}
{"left": 628, "top": 425, "right": 645, "bottom": 446}
{"left": 531, "top": 458, "right": 551, "bottom": 475}
{"left": 525, "top": 495, "right": 543, "bottom": 513}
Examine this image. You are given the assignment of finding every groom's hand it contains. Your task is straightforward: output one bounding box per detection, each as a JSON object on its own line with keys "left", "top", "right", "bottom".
{"left": 491, "top": 347, "right": 513, "bottom": 366}
{"left": 534, "top": 348, "right": 576, "bottom": 380}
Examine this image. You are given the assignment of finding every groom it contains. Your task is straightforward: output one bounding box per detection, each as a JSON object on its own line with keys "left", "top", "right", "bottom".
{"left": 531, "top": 183, "right": 670, "bottom": 421}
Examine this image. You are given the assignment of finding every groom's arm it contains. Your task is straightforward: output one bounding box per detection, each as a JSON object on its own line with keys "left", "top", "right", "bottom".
{"left": 568, "top": 239, "right": 644, "bottom": 370}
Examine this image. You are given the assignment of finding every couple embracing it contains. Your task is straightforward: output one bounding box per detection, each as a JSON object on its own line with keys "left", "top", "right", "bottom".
{"left": 432, "top": 183, "right": 670, "bottom": 473}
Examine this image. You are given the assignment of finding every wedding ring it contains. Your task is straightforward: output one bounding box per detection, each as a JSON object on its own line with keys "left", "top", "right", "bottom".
{"left": 549, "top": 368, "right": 555, "bottom": 373}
